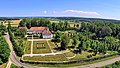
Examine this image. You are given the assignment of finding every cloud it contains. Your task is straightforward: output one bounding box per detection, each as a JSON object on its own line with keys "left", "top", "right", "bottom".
{"left": 43, "top": 11, "right": 47, "bottom": 14}
{"left": 53, "top": 11, "right": 56, "bottom": 14}
{"left": 64, "top": 10, "right": 100, "bottom": 15}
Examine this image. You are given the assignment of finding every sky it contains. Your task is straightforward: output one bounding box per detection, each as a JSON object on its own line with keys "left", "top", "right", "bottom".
{"left": 0, "top": 0, "right": 120, "bottom": 19}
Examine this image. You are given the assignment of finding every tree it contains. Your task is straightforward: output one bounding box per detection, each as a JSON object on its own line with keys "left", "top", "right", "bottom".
{"left": 72, "top": 38, "right": 77, "bottom": 48}
{"left": 100, "top": 26, "right": 112, "bottom": 38}
{"left": 14, "top": 29, "right": 27, "bottom": 37}
{"left": 0, "top": 24, "right": 7, "bottom": 34}
{"left": 72, "top": 34, "right": 78, "bottom": 47}
{"left": 64, "top": 21, "right": 68, "bottom": 30}
{"left": 60, "top": 34, "right": 70, "bottom": 50}
{"left": 54, "top": 30, "right": 62, "bottom": 42}
{"left": 117, "top": 32, "right": 120, "bottom": 40}
{"left": 7, "top": 22, "right": 11, "bottom": 30}
{"left": 0, "top": 36, "right": 10, "bottom": 63}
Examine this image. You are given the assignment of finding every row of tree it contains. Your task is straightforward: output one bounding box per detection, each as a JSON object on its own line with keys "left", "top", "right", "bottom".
{"left": 53, "top": 21, "right": 120, "bottom": 55}
{"left": 0, "top": 36, "right": 10, "bottom": 64}
{"left": 8, "top": 22, "right": 24, "bottom": 57}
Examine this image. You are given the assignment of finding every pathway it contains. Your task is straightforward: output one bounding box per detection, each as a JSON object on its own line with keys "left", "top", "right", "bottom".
{"left": 67, "top": 54, "right": 76, "bottom": 59}
{"left": 6, "top": 58, "right": 12, "bottom": 68}
{"left": 30, "top": 35, "right": 33, "bottom": 57}
{"left": 47, "top": 40, "right": 54, "bottom": 53}
{"left": 23, "top": 50, "right": 70, "bottom": 57}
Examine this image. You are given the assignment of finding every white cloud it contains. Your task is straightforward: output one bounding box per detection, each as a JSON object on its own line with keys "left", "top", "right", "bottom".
{"left": 43, "top": 11, "right": 47, "bottom": 14}
{"left": 64, "top": 10, "right": 100, "bottom": 16}
{"left": 53, "top": 11, "right": 56, "bottom": 14}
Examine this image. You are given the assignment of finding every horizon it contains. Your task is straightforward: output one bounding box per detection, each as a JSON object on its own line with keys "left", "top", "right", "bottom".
{"left": 0, "top": 0, "right": 120, "bottom": 20}
{"left": 0, "top": 16, "right": 120, "bottom": 21}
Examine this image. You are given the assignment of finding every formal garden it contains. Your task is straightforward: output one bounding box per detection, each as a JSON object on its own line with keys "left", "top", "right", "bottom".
{"left": 33, "top": 41, "right": 52, "bottom": 54}
{"left": 4, "top": 18, "right": 120, "bottom": 67}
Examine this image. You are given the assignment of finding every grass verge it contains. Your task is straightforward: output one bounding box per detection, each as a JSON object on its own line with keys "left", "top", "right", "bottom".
{"left": 25, "top": 55, "right": 119, "bottom": 67}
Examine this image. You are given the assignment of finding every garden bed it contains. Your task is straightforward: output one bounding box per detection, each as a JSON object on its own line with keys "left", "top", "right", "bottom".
{"left": 33, "top": 41, "right": 52, "bottom": 54}
{"left": 23, "top": 54, "right": 68, "bottom": 61}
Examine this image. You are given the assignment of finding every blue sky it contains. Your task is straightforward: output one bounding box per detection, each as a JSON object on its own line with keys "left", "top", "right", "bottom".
{"left": 0, "top": 0, "right": 120, "bottom": 19}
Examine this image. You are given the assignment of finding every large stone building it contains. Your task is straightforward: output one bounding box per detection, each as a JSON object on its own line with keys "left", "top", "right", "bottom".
{"left": 28, "top": 27, "right": 52, "bottom": 39}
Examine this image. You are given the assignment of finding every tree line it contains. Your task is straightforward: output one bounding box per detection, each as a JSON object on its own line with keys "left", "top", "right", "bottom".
{"left": 8, "top": 22, "right": 24, "bottom": 57}
{"left": 0, "top": 36, "right": 10, "bottom": 64}
{"left": 19, "top": 18, "right": 69, "bottom": 31}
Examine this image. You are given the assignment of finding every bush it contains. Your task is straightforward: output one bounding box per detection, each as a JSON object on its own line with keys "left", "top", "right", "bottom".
{"left": 87, "top": 54, "right": 92, "bottom": 58}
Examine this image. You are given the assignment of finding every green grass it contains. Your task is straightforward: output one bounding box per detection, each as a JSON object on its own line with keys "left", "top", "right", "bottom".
{"left": 23, "top": 54, "right": 68, "bottom": 61}
{"left": 50, "top": 20, "right": 59, "bottom": 23}
{"left": 26, "top": 55, "right": 119, "bottom": 67}
{"left": 70, "top": 51, "right": 92, "bottom": 61}
{"left": 24, "top": 41, "right": 31, "bottom": 54}
{"left": 0, "top": 62, "right": 7, "bottom": 68}
{"left": 10, "top": 64, "right": 21, "bottom": 68}
{"left": 48, "top": 40, "right": 56, "bottom": 48}
{"left": 107, "top": 51, "right": 118, "bottom": 54}
{"left": 64, "top": 52, "right": 75, "bottom": 57}
{"left": 33, "top": 41, "right": 51, "bottom": 54}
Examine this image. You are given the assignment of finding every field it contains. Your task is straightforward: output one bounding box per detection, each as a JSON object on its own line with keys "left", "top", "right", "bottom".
{"left": 50, "top": 20, "right": 81, "bottom": 28}
{"left": 0, "top": 63, "right": 7, "bottom": 68}
{"left": 33, "top": 41, "right": 52, "bottom": 54}
{"left": 23, "top": 54, "right": 68, "bottom": 61}
{"left": 4, "top": 19, "right": 21, "bottom": 27}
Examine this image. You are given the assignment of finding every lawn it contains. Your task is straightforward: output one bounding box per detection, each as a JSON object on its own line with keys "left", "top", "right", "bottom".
{"left": 28, "top": 55, "right": 120, "bottom": 67}
{"left": 33, "top": 41, "right": 52, "bottom": 54}
{"left": 10, "top": 64, "right": 21, "bottom": 68}
{"left": 48, "top": 40, "right": 57, "bottom": 52}
{"left": 23, "top": 54, "right": 68, "bottom": 61}
{"left": 70, "top": 51, "right": 92, "bottom": 61}
{"left": 64, "top": 52, "right": 75, "bottom": 57}
{"left": 24, "top": 41, "right": 31, "bottom": 54}
{"left": 0, "top": 63, "right": 7, "bottom": 68}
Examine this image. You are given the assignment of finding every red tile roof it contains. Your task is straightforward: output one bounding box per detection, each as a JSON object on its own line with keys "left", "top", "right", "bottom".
{"left": 29, "top": 27, "right": 46, "bottom": 31}
{"left": 42, "top": 29, "right": 51, "bottom": 34}
{"left": 29, "top": 27, "right": 51, "bottom": 34}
